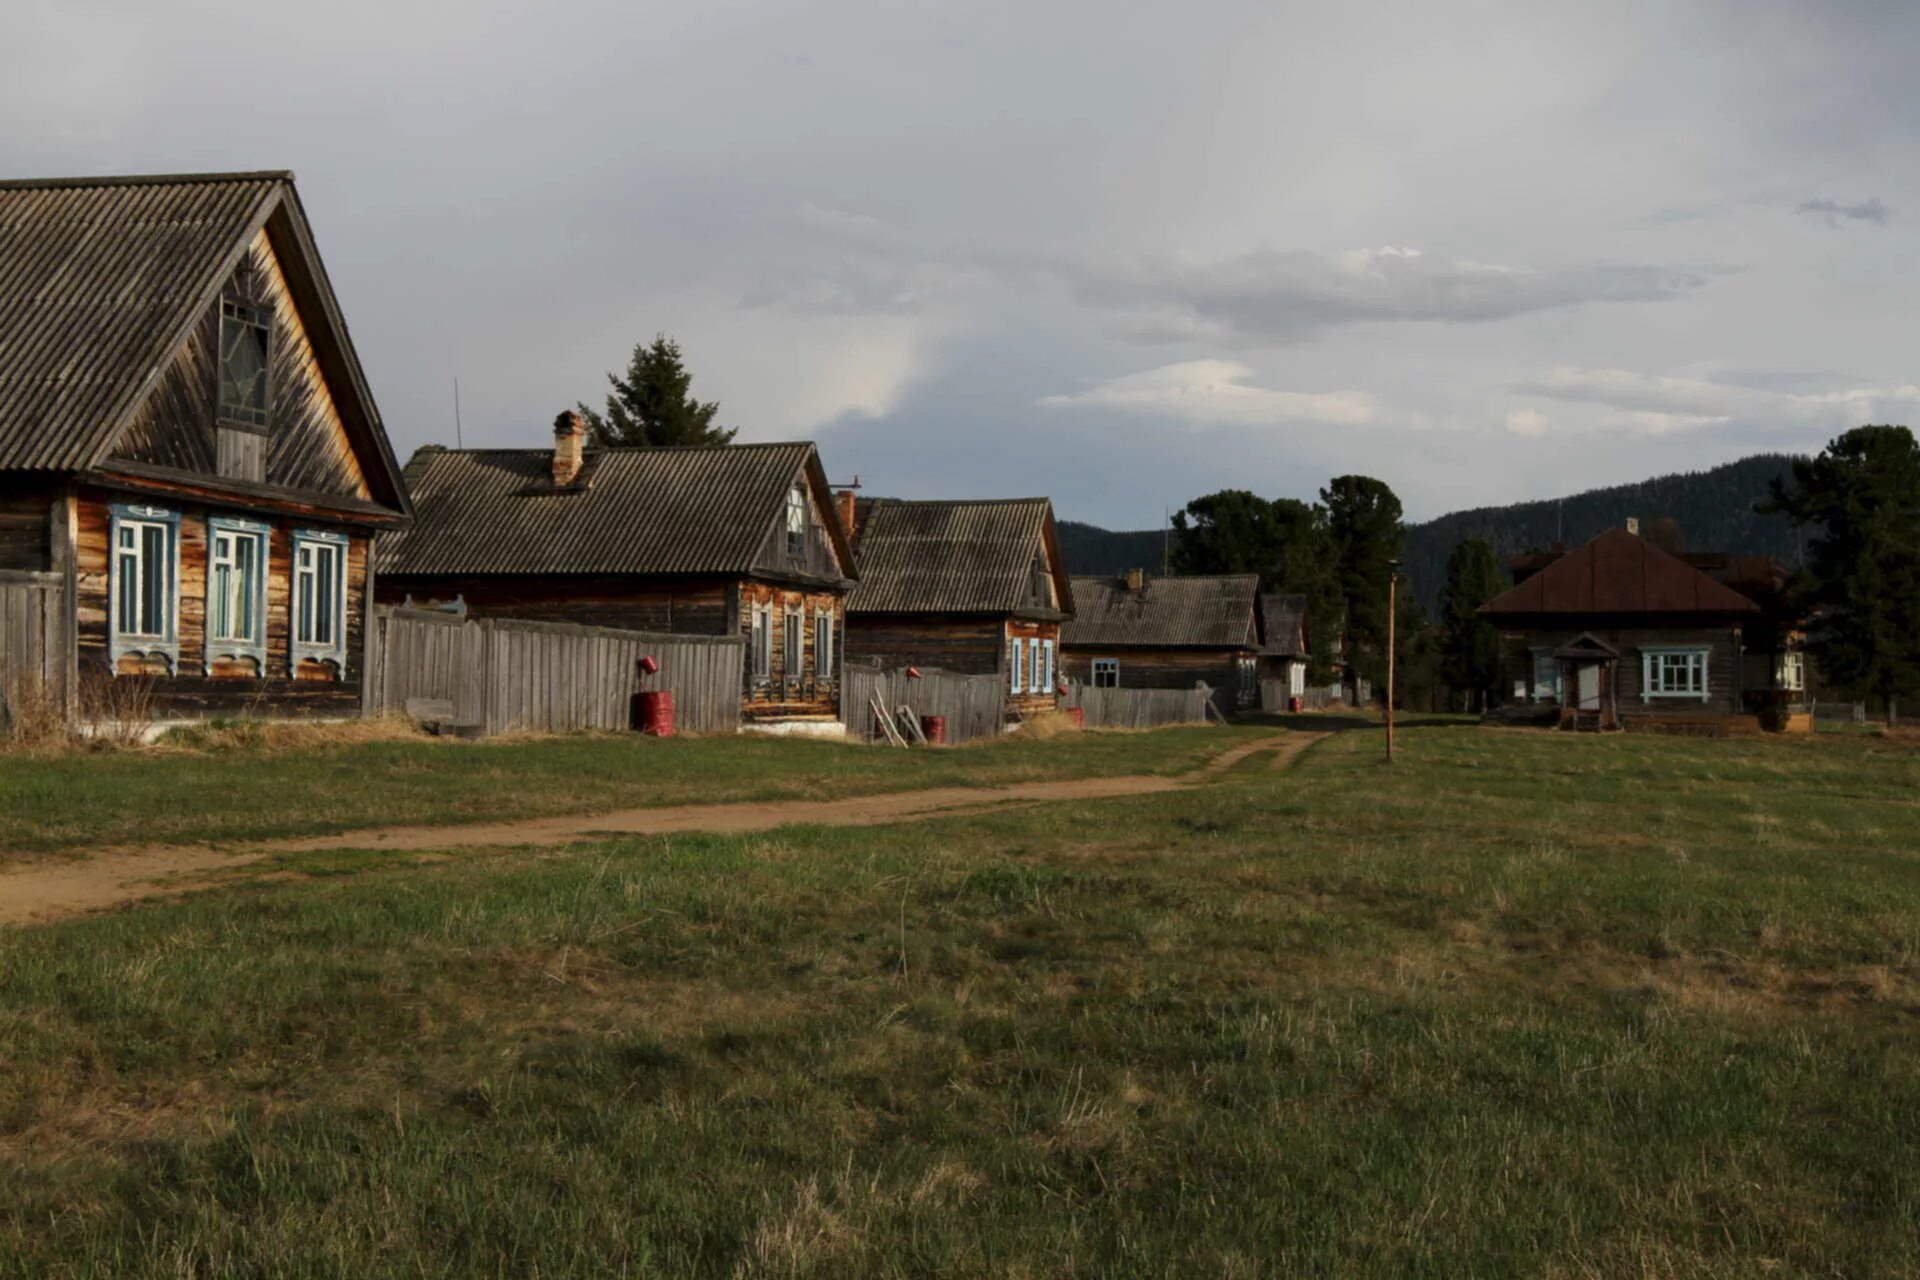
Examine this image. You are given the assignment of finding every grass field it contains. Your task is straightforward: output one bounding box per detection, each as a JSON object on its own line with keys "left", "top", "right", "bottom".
{"left": 4, "top": 724, "right": 1920, "bottom": 1276}
{"left": 0, "top": 724, "right": 1254, "bottom": 856}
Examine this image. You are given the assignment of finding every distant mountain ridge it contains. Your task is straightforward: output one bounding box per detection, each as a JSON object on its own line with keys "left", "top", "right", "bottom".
{"left": 1057, "top": 454, "right": 1805, "bottom": 611}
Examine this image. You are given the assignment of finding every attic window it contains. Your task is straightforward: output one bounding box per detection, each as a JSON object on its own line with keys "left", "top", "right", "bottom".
{"left": 786, "top": 485, "right": 807, "bottom": 557}
{"left": 219, "top": 299, "right": 272, "bottom": 430}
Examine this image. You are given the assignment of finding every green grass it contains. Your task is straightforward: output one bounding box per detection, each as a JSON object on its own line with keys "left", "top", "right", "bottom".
{"left": 0, "top": 724, "right": 1257, "bottom": 855}
{"left": 4, "top": 725, "right": 1920, "bottom": 1275}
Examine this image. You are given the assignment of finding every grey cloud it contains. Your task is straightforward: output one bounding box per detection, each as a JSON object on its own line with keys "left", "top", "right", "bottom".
{"left": 1795, "top": 196, "right": 1892, "bottom": 226}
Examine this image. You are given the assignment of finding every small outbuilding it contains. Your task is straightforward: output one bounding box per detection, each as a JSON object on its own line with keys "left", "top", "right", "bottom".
{"left": 1060, "top": 571, "right": 1262, "bottom": 710}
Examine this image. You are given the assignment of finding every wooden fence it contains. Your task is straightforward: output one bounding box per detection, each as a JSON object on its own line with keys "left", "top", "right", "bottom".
{"left": 0, "top": 571, "right": 66, "bottom": 722}
{"left": 842, "top": 664, "right": 1010, "bottom": 745}
{"left": 367, "top": 607, "right": 745, "bottom": 736}
{"left": 1065, "top": 680, "right": 1216, "bottom": 729}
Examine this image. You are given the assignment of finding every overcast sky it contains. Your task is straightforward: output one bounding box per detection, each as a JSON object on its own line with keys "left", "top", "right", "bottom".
{"left": 7, "top": 1, "right": 1916, "bottom": 525}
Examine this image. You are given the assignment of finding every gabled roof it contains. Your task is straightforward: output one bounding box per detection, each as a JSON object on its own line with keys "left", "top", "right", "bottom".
{"left": 0, "top": 171, "right": 408, "bottom": 513}
{"left": 376, "top": 442, "right": 855, "bottom": 578}
{"left": 1260, "top": 592, "right": 1307, "bottom": 657}
{"left": 1481, "top": 527, "right": 1759, "bottom": 620}
{"left": 1063, "top": 574, "right": 1261, "bottom": 648}
{"left": 847, "top": 497, "right": 1071, "bottom": 616}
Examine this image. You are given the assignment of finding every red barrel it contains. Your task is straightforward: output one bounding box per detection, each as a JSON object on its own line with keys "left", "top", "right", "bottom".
{"left": 637, "top": 690, "right": 676, "bottom": 737}
{"left": 1288, "top": 696, "right": 1303, "bottom": 713}
{"left": 1067, "top": 707, "right": 1086, "bottom": 729}
{"left": 920, "top": 714, "right": 947, "bottom": 745}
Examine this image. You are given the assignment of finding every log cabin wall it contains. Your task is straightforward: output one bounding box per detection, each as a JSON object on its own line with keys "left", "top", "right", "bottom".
{"left": 73, "top": 488, "right": 370, "bottom": 717}
{"left": 1060, "top": 645, "right": 1249, "bottom": 697}
{"left": 376, "top": 575, "right": 734, "bottom": 636}
{"left": 740, "top": 580, "right": 843, "bottom": 720}
{"left": 1005, "top": 617, "right": 1063, "bottom": 717}
{"left": 1502, "top": 625, "right": 1746, "bottom": 718}
{"left": 0, "top": 486, "right": 53, "bottom": 571}
{"left": 843, "top": 614, "right": 1004, "bottom": 675}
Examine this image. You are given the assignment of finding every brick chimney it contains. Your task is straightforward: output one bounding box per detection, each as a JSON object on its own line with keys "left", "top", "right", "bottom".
{"left": 552, "top": 410, "right": 587, "bottom": 486}
{"left": 1126, "top": 567, "right": 1145, "bottom": 592}
{"left": 833, "top": 476, "right": 861, "bottom": 541}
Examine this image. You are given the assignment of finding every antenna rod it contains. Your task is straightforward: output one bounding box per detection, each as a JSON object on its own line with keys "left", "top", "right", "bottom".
{"left": 454, "top": 378, "right": 464, "bottom": 449}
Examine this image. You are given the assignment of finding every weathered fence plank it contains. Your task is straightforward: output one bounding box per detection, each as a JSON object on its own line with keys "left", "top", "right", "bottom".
{"left": 842, "top": 664, "right": 1010, "bottom": 745}
{"left": 368, "top": 607, "right": 745, "bottom": 736}
{"left": 0, "top": 571, "right": 66, "bottom": 727}
{"left": 1064, "top": 681, "right": 1214, "bottom": 729}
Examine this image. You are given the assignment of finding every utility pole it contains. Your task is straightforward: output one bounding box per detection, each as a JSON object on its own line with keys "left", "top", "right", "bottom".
{"left": 1386, "top": 558, "right": 1399, "bottom": 764}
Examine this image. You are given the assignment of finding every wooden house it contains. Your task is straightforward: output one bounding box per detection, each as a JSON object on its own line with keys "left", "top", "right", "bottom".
{"left": 842, "top": 496, "right": 1074, "bottom": 720}
{"left": 1479, "top": 525, "right": 1790, "bottom": 730}
{"left": 1060, "top": 571, "right": 1263, "bottom": 710}
{"left": 375, "top": 426, "right": 856, "bottom": 730}
{"left": 0, "top": 172, "right": 412, "bottom": 721}
{"left": 1258, "top": 592, "right": 1309, "bottom": 700}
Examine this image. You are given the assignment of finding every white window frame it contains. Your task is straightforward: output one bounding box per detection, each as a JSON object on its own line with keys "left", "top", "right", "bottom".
{"left": 291, "top": 529, "right": 349, "bottom": 673}
{"left": 1777, "top": 651, "right": 1805, "bottom": 693}
{"left": 1010, "top": 636, "right": 1026, "bottom": 694}
{"left": 207, "top": 516, "right": 269, "bottom": 674}
{"left": 751, "top": 604, "right": 773, "bottom": 682}
{"left": 814, "top": 607, "right": 833, "bottom": 680}
{"left": 783, "top": 603, "right": 803, "bottom": 679}
{"left": 1041, "top": 638, "right": 1056, "bottom": 694}
{"left": 1641, "top": 646, "right": 1710, "bottom": 701}
{"left": 108, "top": 503, "right": 181, "bottom": 674}
{"left": 785, "top": 484, "right": 807, "bottom": 558}
{"left": 1092, "top": 657, "right": 1120, "bottom": 689}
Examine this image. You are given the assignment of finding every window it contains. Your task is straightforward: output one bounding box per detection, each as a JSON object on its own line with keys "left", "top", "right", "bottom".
{"left": 218, "top": 299, "right": 271, "bottom": 429}
{"left": 1010, "top": 636, "right": 1026, "bottom": 694}
{"left": 1642, "top": 647, "right": 1708, "bottom": 700}
{"left": 207, "top": 517, "right": 268, "bottom": 670}
{"left": 1238, "top": 656, "right": 1258, "bottom": 706}
{"left": 1530, "top": 649, "right": 1560, "bottom": 702}
{"left": 1092, "top": 658, "right": 1119, "bottom": 688}
{"left": 751, "top": 606, "right": 772, "bottom": 681}
{"left": 1776, "top": 651, "right": 1805, "bottom": 692}
{"left": 1041, "top": 638, "right": 1056, "bottom": 694}
{"left": 814, "top": 608, "right": 833, "bottom": 679}
{"left": 109, "top": 505, "right": 180, "bottom": 671}
{"left": 1030, "top": 555, "right": 1050, "bottom": 608}
{"left": 292, "top": 530, "right": 348, "bottom": 670}
{"left": 786, "top": 485, "right": 807, "bottom": 558}
{"left": 784, "top": 604, "right": 803, "bottom": 677}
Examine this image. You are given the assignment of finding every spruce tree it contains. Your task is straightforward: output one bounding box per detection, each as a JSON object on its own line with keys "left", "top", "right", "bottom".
{"left": 1763, "top": 425, "right": 1920, "bottom": 715}
{"left": 1437, "top": 538, "right": 1506, "bottom": 711}
{"left": 1322, "top": 475, "right": 1405, "bottom": 698}
{"left": 579, "top": 334, "right": 737, "bottom": 448}
{"left": 1170, "top": 491, "right": 1344, "bottom": 683}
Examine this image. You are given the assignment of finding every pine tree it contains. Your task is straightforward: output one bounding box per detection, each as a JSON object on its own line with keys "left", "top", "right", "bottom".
{"left": 1763, "top": 425, "right": 1920, "bottom": 715}
{"left": 1169, "top": 491, "right": 1344, "bottom": 682}
{"left": 1437, "top": 538, "right": 1506, "bottom": 711}
{"left": 1322, "top": 475, "right": 1405, "bottom": 698}
{"left": 578, "top": 334, "right": 737, "bottom": 448}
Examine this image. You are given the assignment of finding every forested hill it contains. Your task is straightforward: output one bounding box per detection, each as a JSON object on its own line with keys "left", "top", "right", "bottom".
{"left": 1056, "top": 453, "right": 1805, "bottom": 607}
{"left": 1400, "top": 453, "right": 1802, "bottom": 610}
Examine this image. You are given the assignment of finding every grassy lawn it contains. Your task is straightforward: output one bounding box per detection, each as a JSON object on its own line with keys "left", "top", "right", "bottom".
{"left": 0, "top": 724, "right": 1259, "bottom": 856}
{"left": 4, "top": 725, "right": 1920, "bottom": 1275}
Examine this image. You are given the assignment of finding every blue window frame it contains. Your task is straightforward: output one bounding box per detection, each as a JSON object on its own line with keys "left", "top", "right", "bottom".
{"left": 108, "top": 503, "right": 181, "bottom": 674}
{"left": 291, "top": 529, "right": 349, "bottom": 673}
{"left": 1042, "top": 639, "right": 1056, "bottom": 694}
{"left": 1010, "top": 636, "right": 1026, "bottom": 694}
{"left": 207, "top": 516, "right": 269, "bottom": 675}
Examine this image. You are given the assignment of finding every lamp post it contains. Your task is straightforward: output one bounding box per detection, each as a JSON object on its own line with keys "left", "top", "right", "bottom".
{"left": 1386, "top": 558, "right": 1399, "bottom": 764}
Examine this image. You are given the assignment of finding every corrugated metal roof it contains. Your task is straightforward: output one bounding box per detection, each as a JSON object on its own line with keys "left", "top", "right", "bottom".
{"left": 1481, "top": 527, "right": 1759, "bottom": 619}
{"left": 377, "top": 442, "right": 845, "bottom": 577}
{"left": 1062, "top": 574, "right": 1260, "bottom": 648}
{"left": 1260, "top": 592, "right": 1308, "bottom": 657}
{"left": 847, "top": 497, "right": 1064, "bottom": 614}
{"left": 0, "top": 172, "right": 283, "bottom": 470}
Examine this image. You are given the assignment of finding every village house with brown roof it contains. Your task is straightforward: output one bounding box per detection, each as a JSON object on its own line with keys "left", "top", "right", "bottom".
{"left": 842, "top": 495, "right": 1074, "bottom": 721}
{"left": 1060, "top": 571, "right": 1263, "bottom": 711}
{"left": 374, "top": 420, "right": 856, "bottom": 730}
{"left": 0, "top": 172, "right": 412, "bottom": 722}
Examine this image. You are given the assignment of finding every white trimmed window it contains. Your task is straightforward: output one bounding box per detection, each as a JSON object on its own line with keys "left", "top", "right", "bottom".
{"left": 1777, "top": 651, "right": 1805, "bottom": 693}
{"left": 751, "top": 605, "right": 772, "bottom": 681}
{"left": 291, "top": 530, "right": 348, "bottom": 672}
{"left": 207, "top": 517, "right": 268, "bottom": 672}
{"left": 1092, "top": 658, "right": 1119, "bottom": 688}
{"left": 1042, "top": 638, "right": 1056, "bottom": 693}
{"left": 1642, "top": 647, "right": 1709, "bottom": 700}
{"left": 109, "top": 504, "right": 180, "bottom": 672}
{"left": 814, "top": 608, "right": 833, "bottom": 679}
{"left": 1530, "top": 649, "right": 1560, "bottom": 702}
{"left": 784, "top": 604, "right": 803, "bottom": 677}
{"left": 1010, "top": 637, "right": 1026, "bottom": 694}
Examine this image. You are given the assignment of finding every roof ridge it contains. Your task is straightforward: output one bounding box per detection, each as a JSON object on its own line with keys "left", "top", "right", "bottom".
{"left": 0, "top": 170, "right": 294, "bottom": 191}
{"left": 866, "top": 496, "right": 1050, "bottom": 507}
{"left": 412, "top": 441, "right": 812, "bottom": 457}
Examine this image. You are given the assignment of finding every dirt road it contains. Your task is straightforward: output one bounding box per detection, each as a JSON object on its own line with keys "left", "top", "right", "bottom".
{"left": 0, "top": 732, "right": 1324, "bottom": 927}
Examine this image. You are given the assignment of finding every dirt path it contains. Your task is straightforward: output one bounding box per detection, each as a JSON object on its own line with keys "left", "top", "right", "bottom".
{"left": 0, "top": 732, "right": 1325, "bottom": 927}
